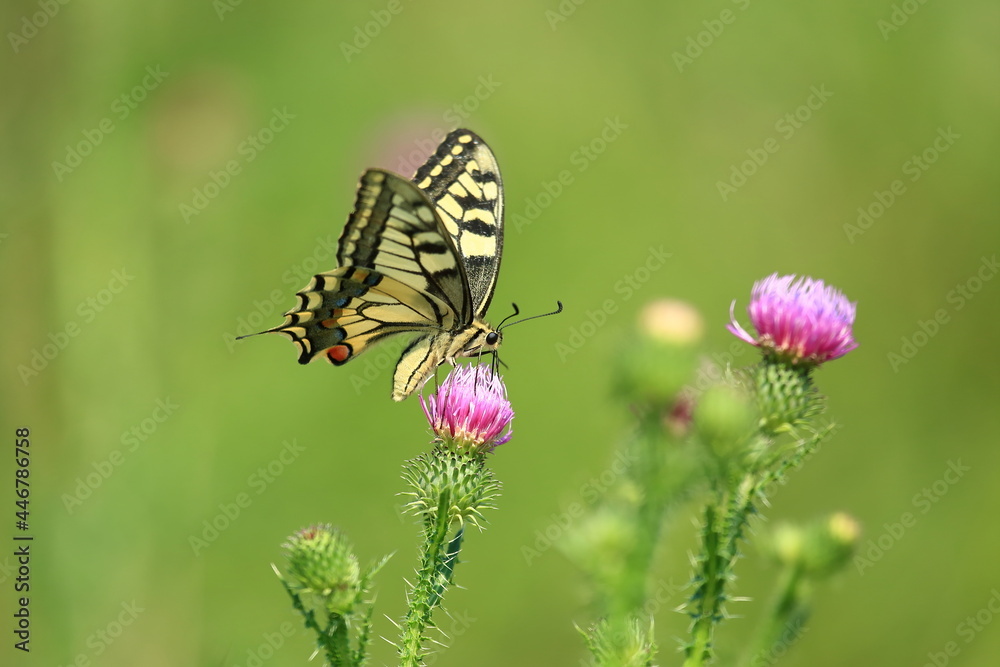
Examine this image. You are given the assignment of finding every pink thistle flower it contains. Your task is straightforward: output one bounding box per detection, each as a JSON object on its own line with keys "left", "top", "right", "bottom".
{"left": 420, "top": 364, "right": 513, "bottom": 452}
{"left": 728, "top": 274, "right": 858, "bottom": 366}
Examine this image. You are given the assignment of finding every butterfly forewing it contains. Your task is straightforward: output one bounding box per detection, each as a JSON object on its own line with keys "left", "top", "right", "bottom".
{"left": 338, "top": 169, "right": 472, "bottom": 320}
{"left": 413, "top": 130, "right": 504, "bottom": 317}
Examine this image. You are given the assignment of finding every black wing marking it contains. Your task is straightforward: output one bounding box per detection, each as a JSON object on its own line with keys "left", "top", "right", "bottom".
{"left": 338, "top": 169, "right": 473, "bottom": 322}
{"left": 412, "top": 129, "right": 504, "bottom": 318}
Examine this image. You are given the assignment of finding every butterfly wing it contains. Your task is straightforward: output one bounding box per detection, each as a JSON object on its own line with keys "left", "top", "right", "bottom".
{"left": 412, "top": 129, "right": 504, "bottom": 318}
{"left": 260, "top": 132, "right": 505, "bottom": 402}
{"left": 338, "top": 169, "right": 473, "bottom": 322}
{"left": 265, "top": 266, "right": 461, "bottom": 366}
{"left": 265, "top": 169, "right": 469, "bottom": 368}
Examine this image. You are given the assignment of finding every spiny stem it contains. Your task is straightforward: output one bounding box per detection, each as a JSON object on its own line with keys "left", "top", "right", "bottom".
{"left": 326, "top": 612, "right": 351, "bottom": 666}
{"left": 683, "top": 503, "right": 722, "bottom": 667}
{"left": 399, "top": 491, "right": 455, "bottom": 667}
{"left": 281, "top": 581, "right": 350, "bottom": 666}
{"left": 684, "top": 474, "right": 760, "bottom": 667}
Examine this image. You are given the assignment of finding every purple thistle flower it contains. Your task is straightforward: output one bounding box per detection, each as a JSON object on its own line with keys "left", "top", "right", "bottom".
{"left": 728, "top": 273, "right": 858, "bottom": 366}
{"left": 420, "top": 364, "right": 514, "bottom": 451}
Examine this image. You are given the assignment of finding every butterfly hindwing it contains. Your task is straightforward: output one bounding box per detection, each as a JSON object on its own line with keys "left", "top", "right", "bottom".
{"left": 267, "top": 266, "right": 460, "bottom": 366}
{"left": 391, "top": 319, "right": 497, "bottom": 400}
{"left": 413, "top": 130, "right": 504, "bottom": 317}
{"left": 393, "top": 333, "right": 443, "bottom": 401}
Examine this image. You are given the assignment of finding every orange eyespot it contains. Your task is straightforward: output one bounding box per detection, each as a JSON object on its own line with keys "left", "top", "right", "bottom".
{"left": 326, "top": 345, "right": 351, "bottom": 364}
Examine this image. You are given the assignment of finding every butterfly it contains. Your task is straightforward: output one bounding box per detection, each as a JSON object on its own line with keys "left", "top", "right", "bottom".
{"left": 255, "top": 129, "right": 508, "bottom": 401}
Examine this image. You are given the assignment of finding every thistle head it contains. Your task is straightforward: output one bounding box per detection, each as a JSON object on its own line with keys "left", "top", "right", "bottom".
{"left": 728, "top": 273, "right": 857, "bottom": 367}
{"left": 420, "top": 364, "right": 513, "bottom": 455}
{"left": 281, "top": 524, "right": 361, "bottom": 615}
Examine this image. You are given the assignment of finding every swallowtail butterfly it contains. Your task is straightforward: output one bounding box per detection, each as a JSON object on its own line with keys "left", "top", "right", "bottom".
{"left": 253, "top": 129, "right": 507, "bottom": 401}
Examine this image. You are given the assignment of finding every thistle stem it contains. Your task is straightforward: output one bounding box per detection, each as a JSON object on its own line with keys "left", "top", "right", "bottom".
{"left": 684, "top": 474, "right": 758, "bottom": 667}
{"left": 326, "top": 612, "right": 351, "bottom": 666}
{"left": 400, "top": 491, "right": 455, "bottom": 667}
{"left": 281, "top": 582, "right": 352, "bottom": 666}
{"left": 683, "top": 503, "right": 722, "bottom": 667}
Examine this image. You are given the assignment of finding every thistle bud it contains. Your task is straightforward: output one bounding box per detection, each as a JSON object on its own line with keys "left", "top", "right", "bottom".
{"left": 615, "top": 299, "right": 704, "bottom": 406}
{"left": 282, "top": 524, "right": 361, "bottom": 615}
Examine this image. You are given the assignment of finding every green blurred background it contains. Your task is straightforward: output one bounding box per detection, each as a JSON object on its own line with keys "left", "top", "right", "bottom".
{"left": 3, "top": 1, "right": 999, "bottom": 665}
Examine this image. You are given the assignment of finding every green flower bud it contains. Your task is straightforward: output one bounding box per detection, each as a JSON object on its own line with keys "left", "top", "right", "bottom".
{"left": 764, "top": 521, "right": 805, "bottom": 567}
{"left": 580, "top": 616, "right": 657, "bottom": 667}
{"left": 615, "top": 300, "right": 704, "bottom": 406}
{"left": 763, "top": 513, "right": 861, "bottom": 579}
{"left": 282, "top": 524, "right": 361, "bottom": 615}
{"left": 802, "top": 512, "right": 860, "bottom": 578}
{"left": 561, "top": 505, "right": 637, "bottom": 589}
{"left": 694, "top": 383, "right": 756, "bottom": 459}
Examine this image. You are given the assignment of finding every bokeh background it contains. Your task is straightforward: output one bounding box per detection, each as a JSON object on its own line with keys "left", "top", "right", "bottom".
{"left": 3, "top": 1, "right": 999, "bottom": 665}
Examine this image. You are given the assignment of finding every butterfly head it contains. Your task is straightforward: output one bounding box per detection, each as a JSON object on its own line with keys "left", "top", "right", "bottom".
{"left": 461, "top": 301, "right": 564, "bottom": 362}
{"left": 458, "top": 321, "right": 502, "bottom": 358}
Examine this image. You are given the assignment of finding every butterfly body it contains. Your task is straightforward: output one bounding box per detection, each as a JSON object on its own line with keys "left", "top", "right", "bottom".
{"left": 262, "top": 130, "right": 505, "bottom": 401}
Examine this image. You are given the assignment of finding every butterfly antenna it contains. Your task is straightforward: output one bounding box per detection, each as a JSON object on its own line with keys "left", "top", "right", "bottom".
{"left": 498, "top": 301, "right": 564, "bottom": 331}
{"left": 495, "top": 303, "right": 521, "bottom": 329}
